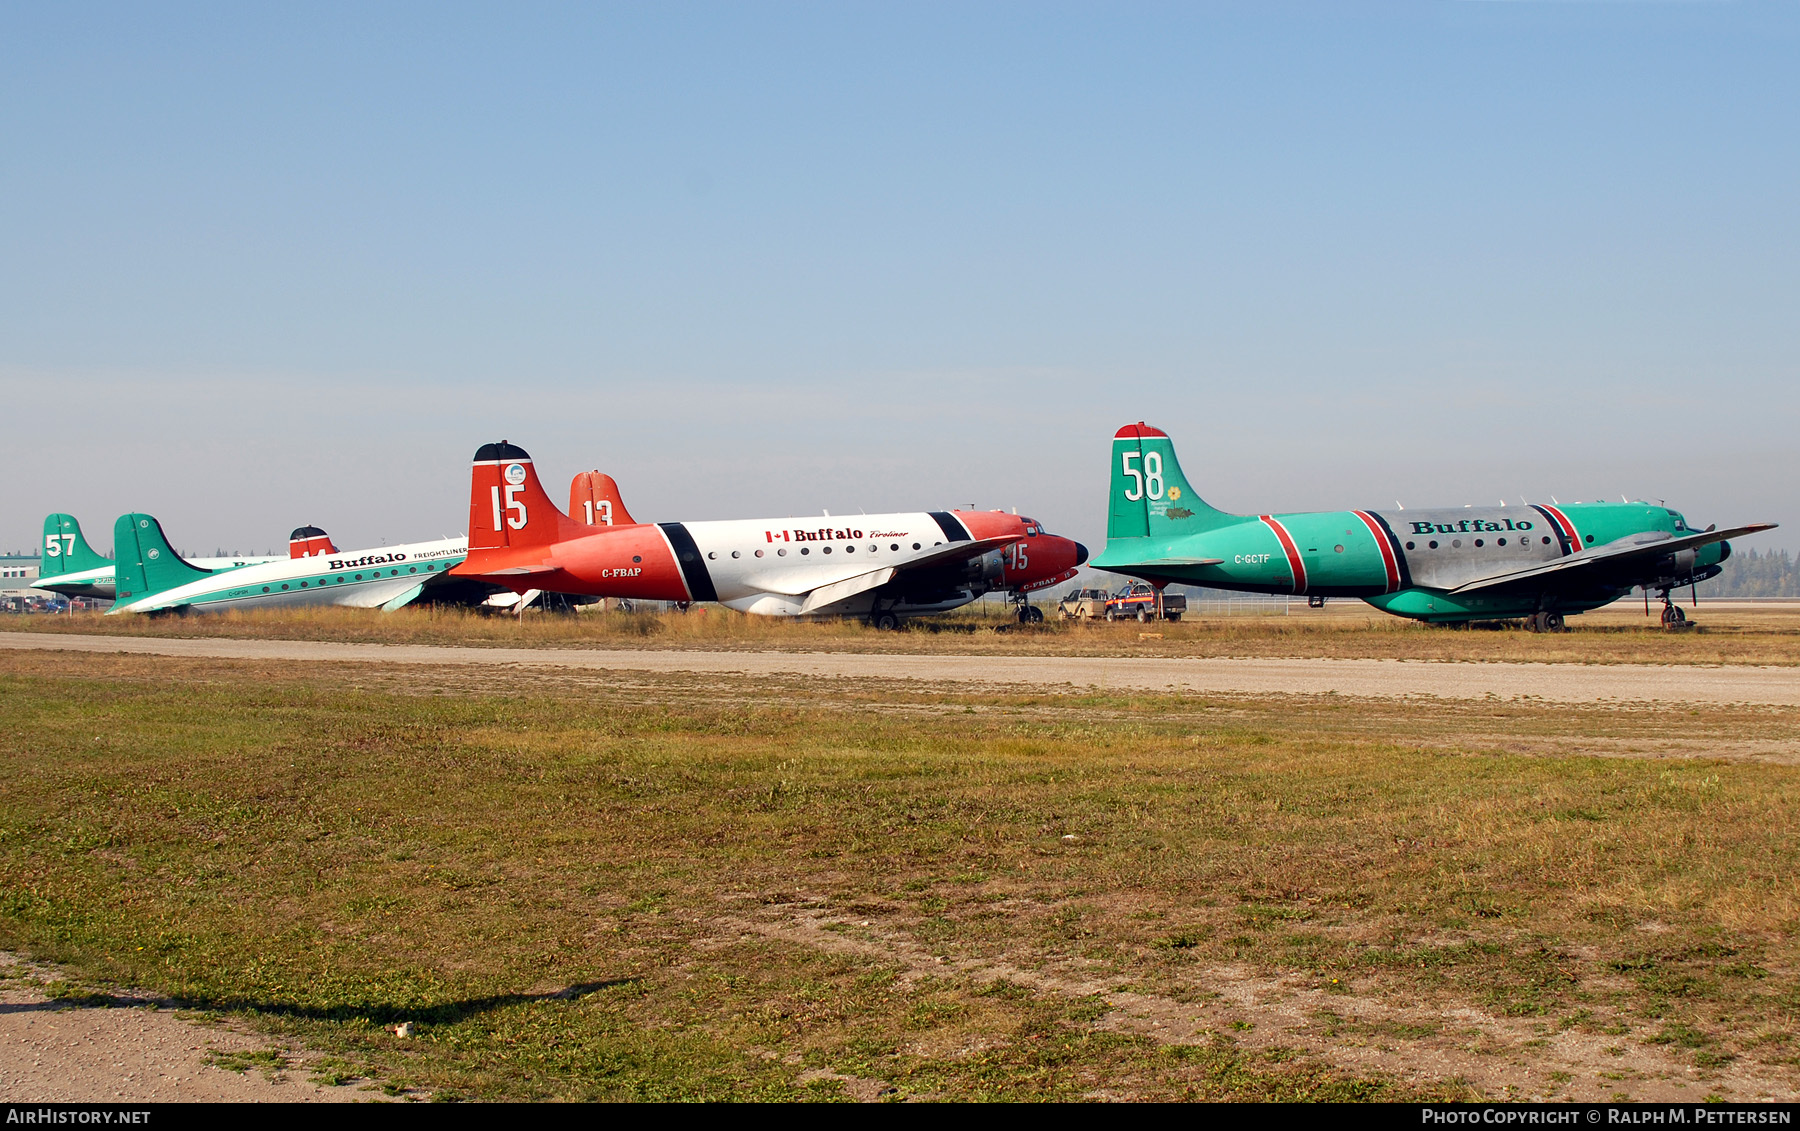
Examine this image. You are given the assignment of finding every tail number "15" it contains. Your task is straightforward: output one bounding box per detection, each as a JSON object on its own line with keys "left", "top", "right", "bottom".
{"left": 490, "top": 485, "right": 528, "bottom": 531}
{"left": 1121, "top": 451, "right": 1164, "bottom": 501}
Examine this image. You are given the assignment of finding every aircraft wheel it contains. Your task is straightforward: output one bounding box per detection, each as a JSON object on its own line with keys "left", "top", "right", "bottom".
{"left": 1028, "top": 606, "right": 1044, "bottom": 623}
{"left": 1545, "top": 612, "right": 1565, "bottom": 632}
{"left": 874, "top": 612, "right": 901, "bottom": 631}
{"left": 1526, "top": 612, "right": 1546, "bottom": 633}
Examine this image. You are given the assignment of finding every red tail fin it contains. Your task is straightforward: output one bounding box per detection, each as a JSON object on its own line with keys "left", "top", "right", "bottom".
{"left": 568, "top": 471, "right": 638, "bottom": 527}
{"left": 467, "top": 442, "right": 586, "bottom": 551}
{"left": 288, "top": 526, "right": 338, "bottom": 558}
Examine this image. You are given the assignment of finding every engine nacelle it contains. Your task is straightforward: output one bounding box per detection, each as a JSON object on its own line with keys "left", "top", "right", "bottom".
{"left": 1651, "top": 547, "right": 1701, "bottom": 588}
{"left": 962, "top": 549, "right": 1007, "bottom": 588}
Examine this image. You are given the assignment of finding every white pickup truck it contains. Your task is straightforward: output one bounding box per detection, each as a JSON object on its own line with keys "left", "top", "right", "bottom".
{"left": 1057, "top": 587, "right": 1110, "bottom": 620}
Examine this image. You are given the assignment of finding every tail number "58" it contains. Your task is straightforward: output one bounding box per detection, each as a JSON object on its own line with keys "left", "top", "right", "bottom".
{"left": 1121, "top": 451, "right": 1165, "bottom": 501}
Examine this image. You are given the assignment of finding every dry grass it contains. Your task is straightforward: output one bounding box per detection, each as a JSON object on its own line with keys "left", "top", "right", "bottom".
{"left": 2, "top": 651, "right": 1798, "bottom": 1100}
{"left": 7, "top": 599, "right": 1800, "bottom": 666}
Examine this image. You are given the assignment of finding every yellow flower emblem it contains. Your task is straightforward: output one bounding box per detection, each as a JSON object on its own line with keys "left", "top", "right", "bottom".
{"left": 1168, "top": 487, "right": 1182, "bottom": 501}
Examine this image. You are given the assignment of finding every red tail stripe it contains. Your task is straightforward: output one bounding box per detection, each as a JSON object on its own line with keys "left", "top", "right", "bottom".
{"left": 1352, "top": 511, "right": 1401, "bottom": 593}
{"left": 1259, "top": 515, "right": 1307, "bottom": 595}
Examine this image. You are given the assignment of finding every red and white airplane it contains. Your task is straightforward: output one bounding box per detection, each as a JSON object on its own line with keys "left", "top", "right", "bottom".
{"left": 450, "top": 442, "right": 1088, "bottom": 627}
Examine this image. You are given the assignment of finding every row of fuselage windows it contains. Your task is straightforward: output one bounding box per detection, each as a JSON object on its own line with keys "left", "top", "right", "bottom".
{"left": 251, "top": 562, "right": 439, "bottom": 593}
{"left": 1404, "top": 534, "right": 1596, "bottom": 552}
{"left": 705, "top": 541, "right": 940, "bottom": 561}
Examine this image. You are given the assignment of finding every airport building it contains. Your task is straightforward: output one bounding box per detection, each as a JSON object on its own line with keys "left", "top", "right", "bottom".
{"left": 0, "top": 553, "right": 49, "bottom": 610}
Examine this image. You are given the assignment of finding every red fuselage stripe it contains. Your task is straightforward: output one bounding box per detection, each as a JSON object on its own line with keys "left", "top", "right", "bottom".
{"left": 1353, "top": 511, "right": 1401, "bottom": 592}
{"left": 1541, "top": 505, "right": 1582, "bottom": 551}
{"left": 1259, "top": 515, "right": 1307, "bottom": 594}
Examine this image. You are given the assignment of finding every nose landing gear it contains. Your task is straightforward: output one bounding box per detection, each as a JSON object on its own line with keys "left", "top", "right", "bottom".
{"left": 1009, "top": 591, "right": 1044, "bottom": 624}
{"left": 1658, "top": 589, "right": 1690, "bottom": 629}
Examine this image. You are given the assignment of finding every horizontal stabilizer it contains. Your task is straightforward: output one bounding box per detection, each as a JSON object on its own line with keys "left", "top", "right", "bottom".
{"left": 799, "top": 567, "right": 897, "bottom": 614}
{"left": 1449, "top": 522, "right": 1776, "bottom": 595}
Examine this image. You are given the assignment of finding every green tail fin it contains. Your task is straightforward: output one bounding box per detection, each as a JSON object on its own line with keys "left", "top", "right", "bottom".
{"left": 41, "top": 514, "right": 109, "bottom": 576}
{"left": 1108, "top": 423, "right": 1235, "bottom": 542}
{"left": 111, "top": 514, "right": 213, "bottom": 605}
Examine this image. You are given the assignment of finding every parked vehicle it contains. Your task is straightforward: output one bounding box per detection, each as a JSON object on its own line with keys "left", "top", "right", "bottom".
{"left": 1104, "top": 581, "right": 1185, "bottom": 622}
{"left": 1058, "top": 587, "right": 1110, "bottom": 620}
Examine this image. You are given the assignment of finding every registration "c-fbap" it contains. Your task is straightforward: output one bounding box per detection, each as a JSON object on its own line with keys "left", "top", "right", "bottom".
{"left": 600, "top": 568, "right": 642, "bottom": 578}
{"left": 1234, "top": 553, "right": 1272, "bottom": 565}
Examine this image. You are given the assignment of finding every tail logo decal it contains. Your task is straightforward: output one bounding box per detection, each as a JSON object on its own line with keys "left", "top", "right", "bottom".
{"left": 505, "top": 463, "right": 527, "bottom": 485}
{"left": 1258, "top": 515, "right": 1307, "bottom": 594}
{"left": 1352, "top": 511, "right": 1402, "bottom": 593}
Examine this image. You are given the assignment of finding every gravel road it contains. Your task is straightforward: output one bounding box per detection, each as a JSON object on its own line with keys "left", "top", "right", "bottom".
{"left": 4, "top": 631, "right": 1795, "bottom": 706}
{"left": 0, "top": 955, "right": 380, "bottom": 1102}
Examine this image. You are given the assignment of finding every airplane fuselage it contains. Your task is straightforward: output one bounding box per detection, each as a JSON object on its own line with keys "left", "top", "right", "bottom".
{"left": 1106, "top": 502, "right": 1718, "bottom": 621}
{"left": 34, "top": 556, "right": 280, "bottom": 601}
{"left": 109, "top": 539, "right": 468, "bottom": 614}
{"left": 458, "top": 509, "right": 1079, "bottom": 617}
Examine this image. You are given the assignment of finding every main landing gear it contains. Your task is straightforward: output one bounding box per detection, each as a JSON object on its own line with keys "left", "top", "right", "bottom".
{"left": 1525, "top": 611, "right": 1565, "bottom": 633}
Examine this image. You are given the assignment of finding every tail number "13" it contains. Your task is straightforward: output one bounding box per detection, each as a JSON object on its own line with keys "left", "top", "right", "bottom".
{"left": 1121, "top": 451, "right": 1164, "bottom": 501}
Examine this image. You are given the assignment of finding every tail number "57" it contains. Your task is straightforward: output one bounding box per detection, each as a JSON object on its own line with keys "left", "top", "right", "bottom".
{"left": 45, "top": 534, "right": 75, "bottom": 558}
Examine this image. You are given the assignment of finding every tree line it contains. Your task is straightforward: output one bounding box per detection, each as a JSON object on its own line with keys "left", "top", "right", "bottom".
{"left": 1702, "top": 547, "right": 1799, "bottom": 598}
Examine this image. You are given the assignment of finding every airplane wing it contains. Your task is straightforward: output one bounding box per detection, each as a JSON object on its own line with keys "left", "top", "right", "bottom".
{"left": 799, "top": 568, "right": 897, "bottom": 614}
{"left": 1448, "top": 523, "right": 1776, "bottom": 595}
{"left": 754, "top": 536, "right": 1020, "bottom": 597}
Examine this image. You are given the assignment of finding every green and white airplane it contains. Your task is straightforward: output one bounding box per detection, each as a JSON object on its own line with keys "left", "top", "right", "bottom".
{"left": 106, "top": 513, "right": 472, "bottom": 614}
{"left": 1092, "top": 423, "right": 1776, "bottom": 630}
{"left": 34, "top": 513, "right": 278, "bottom": 601}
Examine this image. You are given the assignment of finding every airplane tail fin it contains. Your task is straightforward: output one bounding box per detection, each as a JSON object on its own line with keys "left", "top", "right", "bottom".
{"left": 288, "top": 526, "right": 338, "bottom": 558}
{"left": 1108, "top": 423, "right": 1235, "bottom": 542}
{"left": 569, "top": 471, "right": 638, "bottom": 527}
{"left": 466, "top": 442, "right": 586, "bottom": 552}
{"left": 111, "top": 514, "right": 213, "bottom": 605}
{"left": 42, "top": 514, "right": 109, "bottom": 576}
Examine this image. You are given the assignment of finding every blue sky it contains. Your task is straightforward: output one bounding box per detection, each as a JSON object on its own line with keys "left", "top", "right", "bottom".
{"left": 3, "top": 2, "right": 1795, "bottom": 557}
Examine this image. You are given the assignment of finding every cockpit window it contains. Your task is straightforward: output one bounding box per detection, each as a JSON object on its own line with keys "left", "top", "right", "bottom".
{"left": 1668, "top": 510, "right": 1689, "bottom": 532}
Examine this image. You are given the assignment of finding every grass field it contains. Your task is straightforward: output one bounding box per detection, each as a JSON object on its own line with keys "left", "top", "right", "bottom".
{"left": 3, "top": 649, "right": 1798, "bottom": 1101}
{"left": 8, "top": 599, "right": 1800, "bottom": 666}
